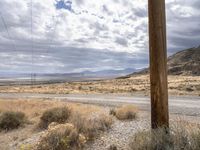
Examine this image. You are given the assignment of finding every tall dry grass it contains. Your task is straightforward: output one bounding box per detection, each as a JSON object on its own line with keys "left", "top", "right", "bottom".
{"left": 130, "top": 121, "right": 200, "bottom": 150}
{"left": 0, "top": 99, "right": 103, "bottom": 122}
{"left": 110, "top": 105, "right": 138, "bottom": 120}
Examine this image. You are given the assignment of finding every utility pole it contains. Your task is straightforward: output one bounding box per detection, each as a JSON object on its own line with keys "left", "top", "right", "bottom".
{"left": 148, "top": 0, "right": 169, "bottom": 129}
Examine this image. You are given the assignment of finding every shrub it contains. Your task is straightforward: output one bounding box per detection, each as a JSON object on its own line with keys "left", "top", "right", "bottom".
{"left": 130, "top": 128, "right": 173, "bottom": 150}
{"left": 129, "top": 123, "right": 200, "bottom": 150}
{"left": 39, "top": 107, "right": 71, "bottom": 129}
{"left": 0, "top": 111, "right": 26, "bottom": 131}
{"left": 114, "top": 105, "right": 138, "bottom": 120}
{"left": 109, "top": 108, "right": 116, "bottom": 116}
{"left": 36, "top": 123, "right": 86, "bottom": 150}
{"left": 97, "top": 114, "right": 113, "bottom": 127}
{"left": 37, "top": 110, "right": 113, "bottom": 149}
{"left": 83, "top": 115, "right": 113, "bottom": 140}
{"left": 109, "top": 144, "right": 118, "bottom": 150}
{"left": 70, "top": 112, "right": 113, "bottom": 140}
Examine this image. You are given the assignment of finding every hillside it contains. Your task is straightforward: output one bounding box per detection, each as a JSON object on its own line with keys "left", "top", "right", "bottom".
{"left": 168, "top": 47, "right": 200, "bottom": 75}
{"left": 130, "top": 46, "right": 200, "bottom": 76}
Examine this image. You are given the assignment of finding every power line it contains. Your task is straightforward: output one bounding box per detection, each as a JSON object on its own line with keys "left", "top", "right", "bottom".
{"left": 30, "top": 0, "right": 35, "bottom": 85}
{"left": 45, "top": 15, "right": 60, "bottom": 55}
{"left": 0, "top": 12, "right": 17, "bottom": 53}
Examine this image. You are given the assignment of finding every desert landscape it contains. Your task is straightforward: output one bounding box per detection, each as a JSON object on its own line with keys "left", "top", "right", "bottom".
{"left": 0, "top": 75, "right": 199, "bottom": 96}
{"left": 0, "top": 0, "right": 200, "bottom": 149}
{"left": 0, "top": 47, "right": 200, "bottom": 150}
{"left": 1, "top": 99, "right": 200, "bottom": 150}
{"left": 1, "top": 47, "right": 199, "bottom": 97}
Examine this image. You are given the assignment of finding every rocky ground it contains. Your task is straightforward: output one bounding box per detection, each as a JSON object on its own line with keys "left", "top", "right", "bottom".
{"left": 8, "top": 112, "right": 150, "bottom": 150}
{"left": 84, "top": 113, "right": 200, "bottom": 150}
{"left": 84, "top": 113, "right": 149, "bottom": 150}
{"left": 7, "top": 111, "right": 200, "bottom": 150}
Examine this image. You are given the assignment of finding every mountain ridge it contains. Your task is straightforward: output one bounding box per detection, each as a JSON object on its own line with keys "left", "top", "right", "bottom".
{"left": 129, "top": 46, "right": 200, "bottom": 76}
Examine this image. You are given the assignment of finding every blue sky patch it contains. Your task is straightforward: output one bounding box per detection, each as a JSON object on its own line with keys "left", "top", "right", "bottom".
{"left": 55, "top": 0, "right": 72, "bottom": 11}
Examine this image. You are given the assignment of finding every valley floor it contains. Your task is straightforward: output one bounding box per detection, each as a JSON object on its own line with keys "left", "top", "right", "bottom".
{"left": 0, "top": 75, "right": 199, "bottom": 149}
{"left": 0, "top": 75, "right": 199, "bottom": 96}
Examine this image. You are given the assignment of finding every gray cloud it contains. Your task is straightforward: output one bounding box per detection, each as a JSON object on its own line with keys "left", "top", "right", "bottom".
{"left": 115, "top": 37, "right": 128, "bottom": 47}
{"left": 0, "top": 0, "right": 199, "bottom": 73}
{"left": 0, "top": 46, "right": 148, "bottom": 73}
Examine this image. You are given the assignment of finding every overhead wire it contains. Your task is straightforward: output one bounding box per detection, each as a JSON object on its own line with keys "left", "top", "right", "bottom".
{"left": 0, "top": 12, "right": 17, "bottom": 53}
{"left": 45, "top": 14, "right": 60, "bottom": 55}
{"left": 30, "top": 0, "right": 35, "bottom": 85}
{"left": 0, "top": 11, "right": 19, "bottom": 85}
{"left": 30, "top": 1, "right": 59, "bottom": 84}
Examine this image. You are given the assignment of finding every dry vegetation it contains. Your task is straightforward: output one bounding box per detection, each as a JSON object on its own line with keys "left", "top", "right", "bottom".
{"left": 0, "top": 111, "right": 27, "bottom": 131}
{"left": 36, "top": 113, "right": 113, "bottom": 150}
{"left": 130, "top": 121, "right": 200, "bottom": 150}
{"left": 0, "top": 99, "right": 102, "bottom": 122}
{"left": 0, "top": 99, "right": 200, "bottom": 149}
{"left": 0, "top": 75, "right": 199, "bottom": 96}
{"left": 110, "top": 105, "right": 138, "bottom": 120}
{"left": 36, "top": 123, "right": 85, "bottom": 150}
{"left": 38, "top": 107, "right": 72, "bottom": 129}
{"left": 0, "top": 99, "right": 113, "bottom": 150}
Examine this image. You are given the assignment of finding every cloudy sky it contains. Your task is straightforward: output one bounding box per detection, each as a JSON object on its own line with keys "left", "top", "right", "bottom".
{"left": 0, "top": 0, "right": 199, "bottom": 73}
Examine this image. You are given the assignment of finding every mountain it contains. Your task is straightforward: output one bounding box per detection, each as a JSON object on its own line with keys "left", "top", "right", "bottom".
{"left": 129, "top": 46, "right": 200, "bottom": 76}
{"left": 168, "top": 47, "right": 200, "bottom": 75}
{"left": 82, "top": 68, "right": 138, "bottom": 77}
{"left": 0, "top": 68, "right": 138, "bottom": 85}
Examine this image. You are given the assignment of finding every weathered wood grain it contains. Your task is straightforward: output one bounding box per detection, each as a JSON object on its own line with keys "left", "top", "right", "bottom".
{"left": 148, "top": 0, "right": 169, "bottom": 129}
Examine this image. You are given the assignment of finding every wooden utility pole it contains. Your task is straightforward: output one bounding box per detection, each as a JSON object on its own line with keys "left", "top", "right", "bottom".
{"left": 148, "top": 0, "right": 169, "bottom": 129}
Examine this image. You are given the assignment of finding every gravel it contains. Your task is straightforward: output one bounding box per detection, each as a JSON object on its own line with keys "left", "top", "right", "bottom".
{"left": 10, "top": 131, "right": 44, "bottom": 150}
{"left": 84, "top": 112, "right": 150, "bottom": 150}
{"left": 10, "top": 111, "right": 200, "bottom": 150}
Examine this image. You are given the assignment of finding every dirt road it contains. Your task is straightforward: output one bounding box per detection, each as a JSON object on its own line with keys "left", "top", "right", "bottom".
{"left": 0, "top": 93, "right": 199, "bottom": 116}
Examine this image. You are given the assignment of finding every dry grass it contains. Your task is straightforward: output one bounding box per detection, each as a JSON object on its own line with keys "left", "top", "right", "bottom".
{"left": 130, "top": 121, "right": 200, "bottom": 150}
{"left": 0, "top": 99, "right": 108, "bottom": 150}
{"left": 111, "top": 105, "right": 138, "bottom": 120}
{"left": 70, "top": 113, "right": 113, "bottom": 140}
{"left": 0, "top": 99, "right": 102, "bottom": 123}
{"left": 0, "top": 75, "right": 199, "bottom": 96}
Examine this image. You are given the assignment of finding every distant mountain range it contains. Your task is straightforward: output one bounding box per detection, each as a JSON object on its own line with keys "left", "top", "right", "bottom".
{"left": 81, "top": 68, "right": 139, "bottom": 77}
{"left": 1, "top": 46, "right": 198, "bottom": 83}
{"left": 129, "top": 46, "right": 200, "bottom": 76}
{"left": 0, "top": 68, "right": 139, "bottom": 82}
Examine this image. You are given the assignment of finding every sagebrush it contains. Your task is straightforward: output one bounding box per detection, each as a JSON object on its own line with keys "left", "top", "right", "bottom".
{"left": 39, "top": 107, "right": 71, "bottom": 129}
{"left": 0, "top": 111, "right": 27, "bottom": 131}
{"left": 70, "top": 112, "right": 113, "bottom": 140}
{"left": 36, "top": 123, "right": 85, "bottom": 150}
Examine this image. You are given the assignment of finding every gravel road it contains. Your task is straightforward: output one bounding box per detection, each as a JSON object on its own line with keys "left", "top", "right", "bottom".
{"left": 0, "top": 93, "right": 199, "bottom": 116}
